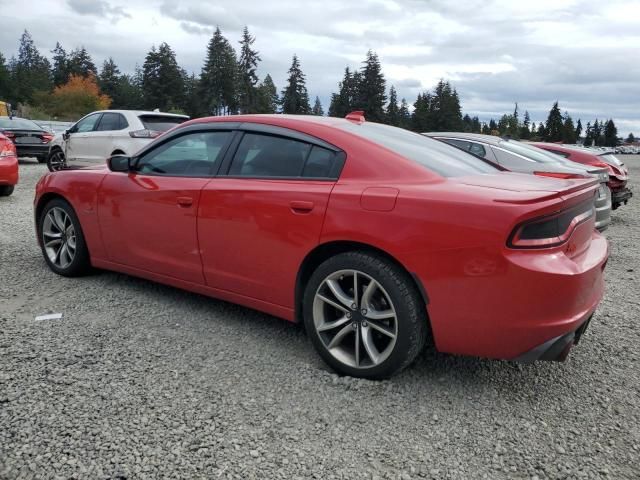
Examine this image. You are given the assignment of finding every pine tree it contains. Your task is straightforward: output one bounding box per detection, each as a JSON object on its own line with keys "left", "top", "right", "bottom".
{"left": 237, "top": 26, "right": 261, "bottom": 113}
{"left": 488, "top": 119, "right": 498, "bottom": 134}
{"left": 536, "top": 122, "right": 546, "bottom": 139}
{"left": 520, "top": 110, "right": 531, "bottom": 139}
{"left": 67, "top": 47, "right": 96, "bottom": 78}
{"left": 200, "top": 27, "right": 238, "bottom": 115}
{"left": 398, "top": 98, "right": 411, "bottom": 130}
{"left": 328, "top": 67, "right": 358, "bottom": 118}
{"left": 583, "top": 122, "right": 593, "bottom": 146}
{"left": 575, "top": 119, "right": 583, "bottom": 140}
{"left": 357, "top": 50, "right": 386, "bottom": 122}
{"left": 0, "top": 53, "right": 14, "bottom": 102}
{"left": 256, "top": 74, "right": 278, "bottom": 113}
{"left": 462, "top": 114, "right": 473, "bottom": 132}
{"left": 625, "top": 133, "right": 635, "bottom": 143}
{"left": 430, "top": 80, "right": 462, "bottom": 131}
{"left": 182, "top": 72, "right": 200, "bottom": 118}
{"left": 471, "top": 116, "right": 481, "bottom": 133}
{"left": 593, "top": 119, "right": 603, "bottom": 146}
{"left": 562, "top": 113, "right": 576, "bottom": 144}
{"left": 12, "top": 30, "right": 51, "bottom": 103}
{"left": 51, "top": 42, "right": 69, "bottom": 86}
{"left": 481, "top": 122, "right": 491, "bottom": 135}
{"left": 412, "top": 92, "right": 431, "bottom": 132}
{"left": 311, "top": 96, "right": 324, "bottom": 116}
{"left": 141, "top": 42, "right": 185, "bottom": 111}
{"left": 544, "top": 101, "right": 564, "bottom": 141}
{"left": 603, "top": 119, "right": 618, "bottom": 147}
{"left": 385, "top": 85, "right": 400, "bottom": 126}
{"left": 98, "top": 58, "right": 120, "bottom": 102}
{"left": 281, "top": 55, "right": 310, "bottom": 114}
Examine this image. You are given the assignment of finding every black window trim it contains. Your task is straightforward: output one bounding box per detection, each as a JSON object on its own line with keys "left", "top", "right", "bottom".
{"left": 95, "top": 112, "right": 129, "bottom": 132}
{"left": 131, "top": 128, "right": 239, "bottom": 179}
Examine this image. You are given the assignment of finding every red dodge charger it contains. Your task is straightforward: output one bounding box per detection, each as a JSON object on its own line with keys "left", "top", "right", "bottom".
{"left": 34, "top": 114, "right": 608, "bottom": 378}
{"left": 0, "top": 132, "right": 19, "bottom": 196}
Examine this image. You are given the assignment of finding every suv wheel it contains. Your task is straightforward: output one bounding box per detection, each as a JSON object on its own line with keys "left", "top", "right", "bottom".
{"left": 47, "top": 149, "right": 67, "bottom": 172}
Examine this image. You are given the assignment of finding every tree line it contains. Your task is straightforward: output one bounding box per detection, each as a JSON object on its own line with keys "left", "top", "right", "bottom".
{"left": 0, "top": 29, "right": 626, "bottom": 145}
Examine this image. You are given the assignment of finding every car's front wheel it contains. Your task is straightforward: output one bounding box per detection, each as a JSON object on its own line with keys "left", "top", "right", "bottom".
{"left": 304, "top": 251, "right": 428, "bottom": 379}
{"left": 47, "top": 149, "right": 67, "bottom": 172}
{"left": 38, "top": 198, "right": 91, "bottom": 276}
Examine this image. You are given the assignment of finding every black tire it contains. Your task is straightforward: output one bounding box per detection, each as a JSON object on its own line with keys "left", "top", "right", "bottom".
{"left": 0, "top": 185, "right": 14, "bottom": 196}
{"left": 303, "top": 251, "right": 428, "bottom": 379}
{"left": 38, "top": 198, "right": 91, "bottom": 277}
{"left": 47, "top": 149, "right": 67, "bottom": 172}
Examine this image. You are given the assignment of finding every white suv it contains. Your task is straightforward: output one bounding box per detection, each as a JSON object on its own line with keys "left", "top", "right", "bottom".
{"left": 47, "top": 110, "right": 189, "bottom": 171}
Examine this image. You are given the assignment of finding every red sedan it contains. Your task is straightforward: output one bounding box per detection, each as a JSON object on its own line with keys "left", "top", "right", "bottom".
{"left": 533, "top": 143, "right": 632, "bottom": 209}
{"left": 34, "top": 114, "right": 608, "bottom": 378}
{"left": 0, "top": 133, "right": 18, "bottom": 196}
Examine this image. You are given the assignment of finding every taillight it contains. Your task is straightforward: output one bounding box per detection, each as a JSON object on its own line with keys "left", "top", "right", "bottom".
{"left": 42, "top": 133, "right": 54, "bottom": 143}
{"left": 129, "top": 129, "right": 161, "bottom": 138}
{"left": 508, "top": 199, "right": 595, "bottom": 249}
{"left": 533, "top": 171, "right": 584, "bottom": 180}
{"left": 0, "top": 140, "right": 17, "bottom": 157}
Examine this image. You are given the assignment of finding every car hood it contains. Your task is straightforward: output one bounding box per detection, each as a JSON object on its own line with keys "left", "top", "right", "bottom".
{"left": 455, "top": 172, "right": 598, "bottom": 193}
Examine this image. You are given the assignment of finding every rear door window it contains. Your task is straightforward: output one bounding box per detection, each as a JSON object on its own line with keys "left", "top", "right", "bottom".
{"left": 229, "top": 133, "right": 312, "bottom": 178}
{"left": 138, "top": 115, "right": 188, "bottom": 133}
{"left": 96, "top": 113, "right": 127, "bottom": 131}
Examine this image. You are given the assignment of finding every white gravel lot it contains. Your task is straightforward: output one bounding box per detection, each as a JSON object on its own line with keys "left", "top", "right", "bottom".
{"left": 1, "top": 157, "right": 639, "bottom": 480}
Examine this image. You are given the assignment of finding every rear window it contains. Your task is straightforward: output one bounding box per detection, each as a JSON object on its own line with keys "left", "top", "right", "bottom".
{"left": 337, "top": 122, "right": 498, "bottom": 177}
{"left": 0, "top": 117, "right": 43, "bottom": 130}
{"left": 138, "top": 115, "right": 188, "bottom": 132}
{"left": 498, "top": 140, "right": 564, "bottom": 164}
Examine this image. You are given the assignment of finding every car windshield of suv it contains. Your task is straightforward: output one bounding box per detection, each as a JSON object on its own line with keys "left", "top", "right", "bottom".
{"left": 498, "top": 140, "right": 565, "bottom": 164}
{"left": 0, "top": 117, "right": 43, "bottom": 130}
{"left": 338, "top": 122, "right": 499, "bottom": 177}
{"left": 138, "top": 115, "right": 188, "bottom": 132}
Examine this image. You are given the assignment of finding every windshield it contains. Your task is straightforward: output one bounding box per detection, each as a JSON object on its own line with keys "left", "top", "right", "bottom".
{"left": 337, "top": 122, "right": 499, "bottom": 177}
{"left": 498, "top": 140, "right": 566, "bottom": 164}
{"left": 138, "top": 115, "right": 188, "bottom": 132}
{"left": 0, "top": 117, "right": 44, "bottom": 130}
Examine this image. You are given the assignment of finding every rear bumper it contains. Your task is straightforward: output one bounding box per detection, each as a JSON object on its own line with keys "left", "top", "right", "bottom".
{"left": 0, "top": 156, "right": 19, "bottom": 185}
{"left": 594, "top": 185, "right": 612, "bottom": 231}
{"left": 15, "top": 143, "right": 49, "bottom": 158}
{"left": 513, "top": 313, "right": 593, "bottom": 362}
{"left": 612, "top": 188, "right": 632, "bottom": 207}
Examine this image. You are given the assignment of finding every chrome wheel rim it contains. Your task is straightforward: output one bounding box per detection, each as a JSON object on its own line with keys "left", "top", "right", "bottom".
{"left": 313, "top": 269, "right": 398, "bottom": 369}
{"left": 49, "top": 151, "right": 66, "bottom": 171}
{"left": 42, "top": 207, "right": 76, "bottom": 268}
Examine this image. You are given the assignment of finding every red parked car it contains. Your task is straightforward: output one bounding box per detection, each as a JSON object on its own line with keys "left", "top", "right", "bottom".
{"left": 34, "top": 114, "right": 608, "bottom": 378}
{"left": 0, "top": 132, "right": 18, "bottom": 196}
{"left": 533, "top": 143, "right": 632, "bottom": 210}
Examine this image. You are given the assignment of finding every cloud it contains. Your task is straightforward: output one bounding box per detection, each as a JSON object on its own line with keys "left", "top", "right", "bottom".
{"left": 67, "top": 0, "right": 130, "bottom": 23}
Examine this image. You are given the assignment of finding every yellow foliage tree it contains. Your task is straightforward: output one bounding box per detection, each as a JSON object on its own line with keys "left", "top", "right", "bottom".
{"left": 39, "top": 74, "right": 111, "bottom": 120}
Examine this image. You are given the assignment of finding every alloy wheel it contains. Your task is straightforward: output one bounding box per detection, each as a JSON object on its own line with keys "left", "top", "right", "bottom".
{"left": 42, "top": 207, "right": 76, "bottom": 269}
{"left": 49, "top": 151, "right": 66, "bottom": 171}
{"left": 312, "top": 269, "right": 398, "bottom": 369}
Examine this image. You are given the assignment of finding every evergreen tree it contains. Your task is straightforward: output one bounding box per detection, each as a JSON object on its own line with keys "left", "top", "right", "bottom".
{"left": 200, "top": 27, "right": 238, "bottom": 116}
{"left": 520, "top": 110, "right": 531, "bottom": 139}
{"left": 412, "top": 92, "right": 431, "bottom": 132}
{"left": 12, "top": 30, "right": 51, "bottom": 103}
{"left": 462, "top": 114, "right": 473, "bottom": 132}
{"left": 430, "top": 80, "right": 463, "bottom": 131}
{"left": 114, "top": 73, "right": 144, "bottom": 110}
{"left": 583, "top": 122, "right": 593, "bottom": 146}
{"left": 575, "top": 119, "right": 583, "bottom": 140}
{"left": 98, "top": 58, "right": 120, "bottom": 101}
{"left": 328, "top": 67, "right": 359, "bottom": 118}
{"left": 562, "top": 113, "right": 576, "bottom": 144}
{"left": 256, "top": 74, "right": 278, "bottom": 114}
{"left": 141, "top": 42, "right": 185, "bottom": 111}
{"left": 51, "top": 42, "right": 69, "bottom": 86}
{"left": 398, "top": 98, "right": 411, "bottom": 130}
{"left": 536, "top": 122, "right": 546, "bottom": 139}
{"left": 544, "top": 101, "right": 564, "bottom": 141}
{"left": 481, "top": 122, "right": 491, "bottom": 135}
{"left": 67, "top": 47, "right": 96, "bottom": 78}
{"left": 471, "top": 116, "right": 481, "bottom": 133}
{"left": 182, "top": 72, "right": 200, "bottom": 118}
{"left": 592, "top": 119, "right": 603, "bottom": 146}
{"left": 0, "top": 53, "right": 14, "bottom": 103}
{"left": 236, "top": 26, "right": 261, "bottom": 113}
{"left": 357, "top": 50, "right": 386, "bottom": 122}
{"left": 626, "top": 133, "right": 635, "bottom": 143}
{"left": 385, "top": 85, "right": 400, "bottom": 126}
{"left": 488, "top": 119, "right": 498, "bottom": 133}
{"left": 311, "top": 96, "right": 324, "bottom": 116}
{"left": 280, "top": 55, "right": 310, "bottom": 114}
{"left": 603, "top": 119, "right": 618, "bottom": 147}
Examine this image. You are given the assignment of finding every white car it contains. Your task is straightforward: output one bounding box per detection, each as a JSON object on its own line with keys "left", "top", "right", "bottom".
{"left": 47, "top": 110, "right": 189, "bottom": 171}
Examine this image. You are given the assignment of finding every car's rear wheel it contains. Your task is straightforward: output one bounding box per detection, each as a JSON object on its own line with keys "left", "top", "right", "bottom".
{"left": 0, "top": 185, "right": 14, "bottom": 196}
{"left": 304, "top": 251, "right": 428, "bottom": 379}
{"left": 47, "top": 149, "right": 67, "bottom": 172}
{"left": 38, "top": 198, "right": 91, "bottom": 276}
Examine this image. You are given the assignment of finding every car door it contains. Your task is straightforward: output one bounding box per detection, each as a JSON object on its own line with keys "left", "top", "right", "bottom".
{"left": 65, "top": 113, "right": 102, "bottom": 164}
{"left": 98, "top": 129, "right": 235, "bottom": 283}
{"left": 93, "top": 112, "right": 129, "bottom": 160}
{"left": 198, "top": 127, "right": 344, "bottom": 309}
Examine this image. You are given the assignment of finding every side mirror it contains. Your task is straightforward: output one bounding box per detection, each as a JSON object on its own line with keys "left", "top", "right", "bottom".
{"left": 107, "top": 155, "right": 132, "bottom": 172}
{"left": 62, "top": 129, "right": 70, "bottom": 141}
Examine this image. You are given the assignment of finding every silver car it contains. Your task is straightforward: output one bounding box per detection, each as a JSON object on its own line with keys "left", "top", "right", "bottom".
{"left": 423, "top": 132, "right": 612, "bottom": 231}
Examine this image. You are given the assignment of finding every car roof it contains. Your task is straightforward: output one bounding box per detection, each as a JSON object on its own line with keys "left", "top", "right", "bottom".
{"left": 422, "top": 131, "right": 506, "bottom": 146}
{"left": 90, "top": 110, "right": 189, "bottom": 119}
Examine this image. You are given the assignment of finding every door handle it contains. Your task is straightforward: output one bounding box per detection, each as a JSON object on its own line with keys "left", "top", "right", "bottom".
{"left": 290, "top": 200, "right": 314, "bottom": 213}
{"left": 177, "top": 196, "right": 193, "bottom": 207}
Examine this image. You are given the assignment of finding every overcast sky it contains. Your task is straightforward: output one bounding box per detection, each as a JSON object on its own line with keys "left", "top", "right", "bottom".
{"left": 1, "top": 0, "right": 639, "bottom": 135}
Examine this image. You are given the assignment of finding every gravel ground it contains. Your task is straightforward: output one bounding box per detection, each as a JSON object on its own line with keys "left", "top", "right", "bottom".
{"left": 1, "top": 157, "right": 639, "bottom": 480}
